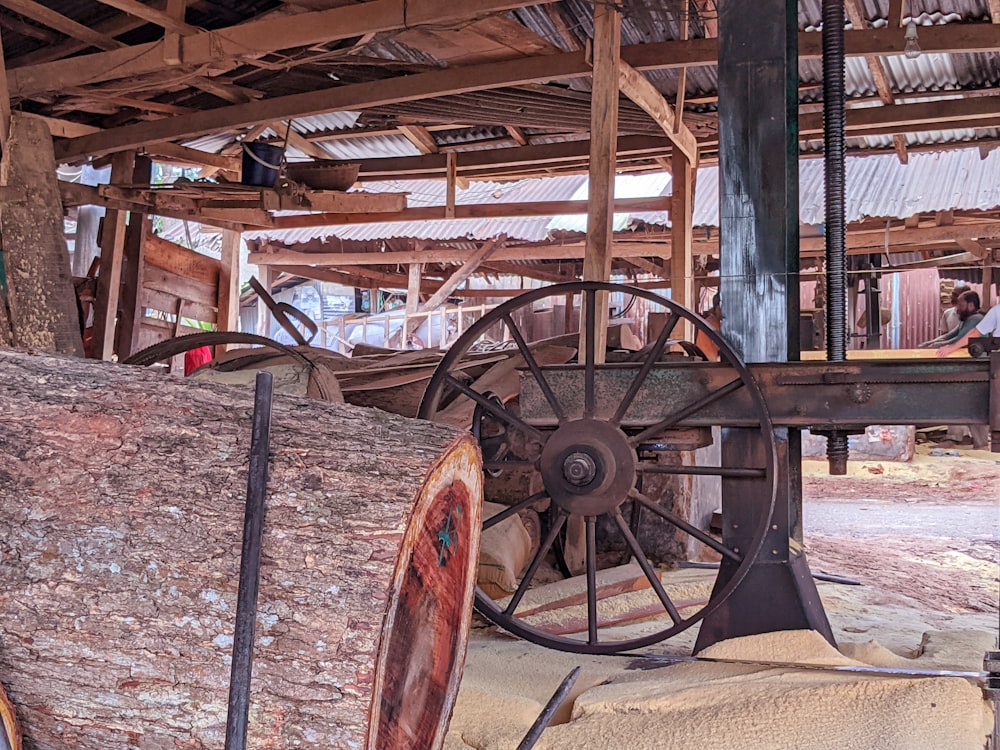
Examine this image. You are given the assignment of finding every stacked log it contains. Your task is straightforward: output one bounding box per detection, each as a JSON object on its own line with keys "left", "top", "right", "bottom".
{"left": 0, "top": 349, "right": 482, "bottom": 750}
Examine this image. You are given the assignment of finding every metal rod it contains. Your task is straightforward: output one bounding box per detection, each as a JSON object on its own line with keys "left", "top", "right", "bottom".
{"left": 224, "top": 372, "right": 274, "bottom": 750}
{"left": 516, "top": 666, "right": 582, "bottom": 750}
{"left": 623, "top": 652, "right": 987, "bottom": 682}
{"left": 823, "top": 0, "right": 851, "bottom": 475}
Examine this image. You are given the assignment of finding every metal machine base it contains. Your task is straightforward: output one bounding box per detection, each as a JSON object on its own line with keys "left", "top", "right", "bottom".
{"left": 694, "top": 551, "right": 835, "bottom": 653}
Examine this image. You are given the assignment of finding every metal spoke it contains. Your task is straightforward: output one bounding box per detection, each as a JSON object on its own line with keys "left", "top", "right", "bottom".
{"left": 637, "top": 464, "right": 767, "bottom": 478}
{"left": 586, "top": 516, "right": 598, "bottom": 645}
{"left": 504, "top": 512, "right": 567, "bottom": 616}
{"left": 483, "top": 459, "right": 536, "bottom": 472}
{"left": 611, "top": 311, "right": 680, "bottom": 426}
{"left": 629, "top": 489, "right": 742, "bottom": 562}
{"left": 583, "top": 287, "right": 596, "bottom": 418}
{"left": 483, "top": 491, "right": 549, "bottom": 530}
{"left": 502, "top": 313, "right": 566, "bottom": 422}
{"left": 612, "top": 509, "right": 681, "bottom": 624}
{"left": 444, "top": 373, "right": 544, "bottom": 440}
{"left": 629, "top": 377, "right": 745, "bottom": 446}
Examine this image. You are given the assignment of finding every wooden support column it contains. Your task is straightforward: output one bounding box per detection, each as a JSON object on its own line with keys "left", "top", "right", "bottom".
{"left": 671, "top": 147, "right": 695, "bottom": 334}
{"left": 445, "top": 152, "right": 457, "bottom": 219}
{"left": 0, "top": 27, "right": 10, "bottom": 156}
{"left": 93, "top": 150, "right": 135, "bottom": 360}
{"left": 216, "top": 228, "right": 241, "bottom": 357}
{"left": 403, "top": 261, "right": 422, "bottom": 345}
{"left": 0, "top": 113, "right": 84, "bottom": 356}
{"left": 255, "top": 266, "right": 276, "bottom": 337}
{"left": 114, "top": 154, "right": 152, "bottom": 360}
{"left": 583, "top": 0, "right": 622, "bottom": 360}
{"left": 984, "top": 261, "right": 994, "bottom": 309}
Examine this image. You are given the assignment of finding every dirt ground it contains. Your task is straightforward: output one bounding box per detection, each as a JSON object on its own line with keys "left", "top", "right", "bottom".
{"left": 802, "top": 444, "right": 1000, "bottom": 619}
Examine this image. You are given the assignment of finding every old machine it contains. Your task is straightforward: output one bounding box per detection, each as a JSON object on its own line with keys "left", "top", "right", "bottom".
{"left": 413, "top": 0, "right": 1000, "bottom": 658}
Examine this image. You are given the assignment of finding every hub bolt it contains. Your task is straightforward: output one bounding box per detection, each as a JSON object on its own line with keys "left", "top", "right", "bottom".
{"left": 563, "top": 452, "right": 597, "bottom": 486}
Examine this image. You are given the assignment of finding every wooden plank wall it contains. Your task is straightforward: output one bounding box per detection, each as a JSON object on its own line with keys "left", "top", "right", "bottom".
{"left": 137, "top": 235, "right": 220, "bottom": 371}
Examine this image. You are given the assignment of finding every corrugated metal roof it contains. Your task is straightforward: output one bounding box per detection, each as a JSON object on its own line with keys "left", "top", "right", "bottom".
{"left": 248, "top": 145, "right": 1000, "bottom": 247}
{"left": 247, "top": 175, "right": 589, "bottom": 245}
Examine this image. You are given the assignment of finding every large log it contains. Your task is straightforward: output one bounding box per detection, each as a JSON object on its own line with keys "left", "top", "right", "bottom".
{"left": 0, "top": 114, "right": 84, "bottom": 356}
{"left": 0, "top": 349, "right": 483, "bottom": 750}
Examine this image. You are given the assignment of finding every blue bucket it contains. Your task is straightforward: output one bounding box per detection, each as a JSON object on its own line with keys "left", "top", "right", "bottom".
{"left": 241, "top": 142, "right": 284, "bottom": 187}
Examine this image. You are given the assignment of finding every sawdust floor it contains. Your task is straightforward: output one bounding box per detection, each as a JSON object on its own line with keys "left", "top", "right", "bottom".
{"left": 446, "top": 445, "right": 999, "bottom": 749}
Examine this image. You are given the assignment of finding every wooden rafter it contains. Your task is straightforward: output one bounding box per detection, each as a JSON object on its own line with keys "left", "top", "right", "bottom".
{"left": 421, "top": 235, "right": 507, "bottom": 310}
{"left": 267, "top": 195, "right": 670, "bottom": 230}
{"left": 9, "top": 0, "right": 564, "bottom": 98}
{"left": 617, "top": 60, "right": 698, "bottom": 163}
{"left": 0, "top": 0, "right": 125, "bottom": 50}
{"left": 397, "top": 124, "right": 439, "bottom": 154}
{"left": 92, "top": 0, "right": 200, "bottom": 34}
{"left": 50, "top": 22, "right": 1000, "bottom": 163}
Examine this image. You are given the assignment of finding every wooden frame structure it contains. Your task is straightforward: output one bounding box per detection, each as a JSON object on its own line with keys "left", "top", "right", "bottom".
{"left": 0, "top": 0, "right": 996, "bottom": 357}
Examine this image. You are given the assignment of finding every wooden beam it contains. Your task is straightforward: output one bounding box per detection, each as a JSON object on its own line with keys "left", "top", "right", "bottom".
{"left": 11, "top": 0, "right": 563, "bottom": 99}
{"left": 47, "top": 24, "right": 1000, "bottom": 160}
{"left": 617, "top": 60, "right": 699, "bottom": 164}
{"left": 115, "top": 154, "right": 153, "bottom": 360}
{"left": 0, "top": 0, "right": 125, "bottom": 51}
{"left": 892, "top": 133, "right": 909, "bottom": 164}
{"left": 799, "top": 94, "right": 1000, "bottom": 136}
{"left": 269, "top": 196, "right": 670, "bottom": 229}
{"left": 888, "top": 0, "right": 904, "bottom": 26}
{"left": 248, "top": 240, "right": 675, "bottom": 268}
{"left": 583, "top": 0, "right": 621, "bottom": 291}
{"left": 422, "top": 235, "right": 506, "bottom": 310}
{"left": 505, "top": 125, "right": 529, "bottom": 145}
{"left": 990, "top": 0, "right": 1000, "bottom": 23}
{"left": 93, "top": 150, "right": 136, "bottom": 360}
{"left": 0, "top": 27, "right": 9, "bottom": 156}
{"left": 694, "top": 0, "right": 718, "bottom": 37}
{"left": 670, "top": 148, "right": 694, "bottom": 329}
{"left": 445, "top": 152, "right": 457, "bottom": 219}
{"left": 397, "top": 124, "right": 439, "bottom": 154}
{"left": 92, "top": 0, "right": 200, "bottom": 34}
{"left": 403, "top": 261, "right": 422, "bottom": 343}
{"left": 142, "top": 141, "right": 240, "bottom": 171}
{"left": 270, "top": 121, "right": 331, "bottom": 160}
{"left": 216, "top": 228, "right": 241, "bottom": 354}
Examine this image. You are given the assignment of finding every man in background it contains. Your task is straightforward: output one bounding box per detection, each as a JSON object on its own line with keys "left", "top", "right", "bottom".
{"left": 919, "top": 289, "right": 983, "bottom": 349}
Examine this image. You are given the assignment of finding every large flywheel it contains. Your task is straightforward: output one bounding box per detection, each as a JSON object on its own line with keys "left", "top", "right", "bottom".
{"left": 418, "top": 282, "right": 777, "bottom": 654}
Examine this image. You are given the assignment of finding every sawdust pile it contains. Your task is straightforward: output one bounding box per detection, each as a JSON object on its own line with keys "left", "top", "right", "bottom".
{"left": 446, "top": 630, "right": 994, "bottom": 750}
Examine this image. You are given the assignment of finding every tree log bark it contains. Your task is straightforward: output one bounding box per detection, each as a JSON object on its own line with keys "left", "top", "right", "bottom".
{"left": 0, "top": 349, "right": 482, "bottom": 750}
{"left": 0, "top": 114, "right": 84, "bottom": 356}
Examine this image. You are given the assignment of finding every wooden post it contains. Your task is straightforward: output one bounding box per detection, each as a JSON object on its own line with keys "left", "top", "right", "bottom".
{"left": 114, "top": 154, "right": 152, "bottom": 360}
{"left": 404, "top": 262, "right": 422, "bottom": 346}
{"left": 0, "top": 27, "right": 10, "bottom": 157}
{"left": 216, "top": 228, "right": 242, "bottom": 357}
{"left": 671, "top": 147, "right": 695, "bottom": 334}
{"left": 445, "top": 152, "right": 457, "bottom": 219}
{"left": 255, "top": 266, "right": 275, "bottom": 337}
{"left": 984, "top": 261, "right": 994, "bottom": 309}
{"left": 1, "top": 113, "right": 85, "bottom": 356}
{"left": 582, "top": 0, "right": 621, "bottom": 362}
{"left": 93, "top": 149, "right": 136, "bottom": 360}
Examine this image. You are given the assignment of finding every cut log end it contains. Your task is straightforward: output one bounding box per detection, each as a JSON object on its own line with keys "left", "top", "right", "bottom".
{"left": 372, "top": 439, "right": 482, "bottom": 750}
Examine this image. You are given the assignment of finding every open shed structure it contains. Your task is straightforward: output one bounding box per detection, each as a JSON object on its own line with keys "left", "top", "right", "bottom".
{"left": 0, "top": 0, "right": 998, "bottom": 361}
{"left": 0, "top": 2, "right": 999, "bottom": 749}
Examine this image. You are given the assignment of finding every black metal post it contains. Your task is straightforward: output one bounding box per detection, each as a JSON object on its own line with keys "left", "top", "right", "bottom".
{"left": 697, "top": 0, "right": 834, "bottom": 652}
{"left": 516, "top": 666, "right": 581, "bottom": 750}
{"left": 224, "top": 372, "right": 274, "bottom": 750}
